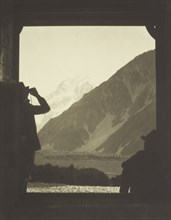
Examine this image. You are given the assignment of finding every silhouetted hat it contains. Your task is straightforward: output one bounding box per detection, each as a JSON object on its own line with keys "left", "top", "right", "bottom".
{"left": 19, "top": 82, "right": 30, "bottom": 99}
{"left": 141, "top": 130, "right": 157, "bottom": 141}
{"left": 25, "top": 86, "right": 30, "bottom": 92}
{"left": 19, "top": 82, "right": 29, "bottom": 91}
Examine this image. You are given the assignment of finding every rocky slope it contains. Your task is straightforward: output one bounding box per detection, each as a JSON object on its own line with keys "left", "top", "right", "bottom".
{"left": 38, "top": 50, "right": 156, "bottom": 156}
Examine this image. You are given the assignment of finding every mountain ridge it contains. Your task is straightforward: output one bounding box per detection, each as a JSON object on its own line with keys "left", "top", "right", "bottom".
{"left": 36, "top": 75, "right": 94, "bottom": 131}
{"left": 38, "top": 50, "right": 156, "bottom": 156}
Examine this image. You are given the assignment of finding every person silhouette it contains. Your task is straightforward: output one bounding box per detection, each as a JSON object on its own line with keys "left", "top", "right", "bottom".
{"left": 18, "top": 85, "right": 50, "bottom": 192}
{"left": 120, "top": 130, "right": 164, "bottom": 201}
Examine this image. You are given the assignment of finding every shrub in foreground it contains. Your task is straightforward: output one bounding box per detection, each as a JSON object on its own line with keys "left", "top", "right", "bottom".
{"left": 31, "top": 163, "right": 109, "bottom": 186}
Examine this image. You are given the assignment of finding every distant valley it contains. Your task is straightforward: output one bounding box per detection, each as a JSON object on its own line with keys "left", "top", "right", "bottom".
{"left": 36, "top": 50, "right": 156, "bottom": 175}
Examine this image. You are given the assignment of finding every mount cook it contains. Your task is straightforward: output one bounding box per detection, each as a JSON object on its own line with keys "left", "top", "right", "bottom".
{"left": 38, "top": 50, "right": 156, "bottom": 157}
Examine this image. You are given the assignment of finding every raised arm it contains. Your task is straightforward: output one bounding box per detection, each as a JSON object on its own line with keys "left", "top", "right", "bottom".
{"left": 29, "top": 88, "right": 50, "bottom": 115}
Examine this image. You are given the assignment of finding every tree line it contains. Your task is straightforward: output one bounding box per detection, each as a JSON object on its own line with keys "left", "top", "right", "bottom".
{"left": 31, "top": 163, "right": 122, "bottom": 186}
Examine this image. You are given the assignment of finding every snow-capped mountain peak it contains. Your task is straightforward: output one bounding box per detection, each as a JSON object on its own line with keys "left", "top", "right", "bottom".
{"left": 35, "top": 75, "right": 94, "bottom": 131}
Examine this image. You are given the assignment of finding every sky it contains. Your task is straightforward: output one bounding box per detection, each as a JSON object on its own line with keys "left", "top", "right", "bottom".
{"left": 19, "top": 26, "right": 155, "bottom": 97}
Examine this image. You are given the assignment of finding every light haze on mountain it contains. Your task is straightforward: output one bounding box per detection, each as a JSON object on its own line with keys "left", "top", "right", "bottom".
{"left": 38, "top": 50, "right": 156, "bottom": 157}
{"left": 35, "top": 75, "right": 94, "bottom": 131}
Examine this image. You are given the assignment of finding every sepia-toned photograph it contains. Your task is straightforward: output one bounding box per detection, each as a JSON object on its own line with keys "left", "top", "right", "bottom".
{"left": 20, "top": 26, "right": 156, "bottom": 193}
{"left": 0, "top": 1, "right": 170, "bottom": 220}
